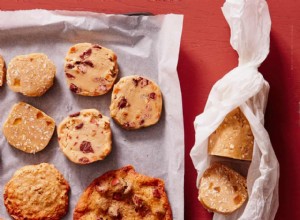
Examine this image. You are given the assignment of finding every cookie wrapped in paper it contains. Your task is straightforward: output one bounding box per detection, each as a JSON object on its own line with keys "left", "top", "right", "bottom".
{"left": 190, "top": 0, "right": 279, "bottom": 219}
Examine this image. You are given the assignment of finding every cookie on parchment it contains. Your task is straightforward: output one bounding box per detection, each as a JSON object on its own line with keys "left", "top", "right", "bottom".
{"left": 198, "top": 163, "right": 248, "bottom": 215}
{"left": 0, "top": 55, "right": 6, "bottom": 86}
{"left": 57, "top": 109, "right": 112, "bottom": 164}
{"left": 4, "top": 163, "right": 70, "bottom": 220}
{"left": 74, "top": 165, "right": 172, "bottom": 219}
{"left": 2, "top": 102, "right": 55, "bottom": 153}
{"left": 7, "top": 53, "right": 56, "bottom": 96}
{"left": 64, "top": 43, "right": 118, "bottom": 96}
{"left": 110, "top": 75, "right": 163, "bottom": 130}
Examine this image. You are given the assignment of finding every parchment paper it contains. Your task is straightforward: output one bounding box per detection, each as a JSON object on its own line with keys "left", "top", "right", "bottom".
{"left": 0, "top": 10, "right": 184, "bottom": 219}
{"left": 190, "top": 0, "right": 279, "bottom": 219}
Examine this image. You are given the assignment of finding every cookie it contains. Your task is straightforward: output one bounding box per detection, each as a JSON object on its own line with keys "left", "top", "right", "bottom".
{"left": 208, "top": 107, "right": 254, "bottom": 161}
{"left": 2, "top": 102, "right": 55, "bottom": 153}
{"left": 110, "top": 75, "right": 163, "bottom": 130}
{"left": 0, "top": 55, "right": 6, "bottom": 86}
{"left": 198, "top": 163, "right": 248, "bottom": 214}
{"left": 57, "top": 109, "right": 112, "bottom": 164}
{"left": 7, "top": 53, "right": 56, "bottom": 96}
{"left": 74, "top": 165, "right": 172, "bottom": 219}
{"left": 64, "top": 43, "right": 118, "bottom": 96}
{"left": 4, "top": 163, "right": 70, "bottom": 220}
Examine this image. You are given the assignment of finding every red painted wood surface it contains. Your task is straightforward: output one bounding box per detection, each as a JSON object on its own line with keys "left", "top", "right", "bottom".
{"left": 1, "top": 1, "right": 299, "bottom": 219}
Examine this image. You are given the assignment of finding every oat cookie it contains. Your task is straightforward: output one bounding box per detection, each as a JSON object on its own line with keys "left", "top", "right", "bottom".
{"left": 74, "top": 165, "right": 172, "bottom": 220}
{"left": 0, "top": 55, "right": 6, "bottom": 86}
{"left": 198, "top": 163, "right": 248, "bottom": 215}
{"left": 64, "top": 43, "right": 118, "bottom": 96}
{"left": 4, "top": 163, "right": 70, "bottom": 220}
{"left": 2, "top": 102, "right": 55, "bottom": 153}
{"left": 7, "top": 53, "right": 56, "bottom": 96}
{"left": 57, "top": 109, "right": 112, "bottom": 164}
{"left": 208, "top": 107, "right": 254, "bottom": 161}
{"left": 110, "top": 75, "right": 163, "bottom": 130}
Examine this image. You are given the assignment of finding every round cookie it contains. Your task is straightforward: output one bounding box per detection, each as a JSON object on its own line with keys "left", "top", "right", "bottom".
{"left": 64, "top": 43, "right": 118, "bottom": 96}
{"left": 74, "top": 165, "right": 172, "bottom": 220}
{"left": 198, "top": 163, "right": 248, "bottom": 214}
{"left": 7, "top": 53, "right": 56, "bottom": 96}
{"left": 4, "top": 163, "right": 70, "bottom": 220}
{"left": 110, "top": 75, "right": 163, "bottom": 130}
{"left": 2, "top": 102, "right": 55, "bottom": 154}
{"left": 0, "top": 55, "right": 6, "bottom": 86}
{"left": 57, "top": 109, "right": 112, "bottom": 164}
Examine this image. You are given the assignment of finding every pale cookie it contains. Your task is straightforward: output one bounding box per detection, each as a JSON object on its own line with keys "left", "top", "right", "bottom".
{"left": 208, "top": 107, "right": 254, "bottom": 161}
{"left": 198, "top": 163, "right": 248, "bottom": 215}
{"left": 2, "top": 102, "right": 55, "bottom": 153}
{"left": 0, "top": 55, "right": 6, "bottom": 86}
{"left": 74, "top": 165, "right": 172, "bottom": 220}
{"left": 7, "top": 53, "right": 56, "bottom": 96}
{"left": 4, "top": 163, "right": 70, "bottom": 220}
{"left": 57, "top": 109, "right": 112, "bottom": 164}
{"left": 64, "top": 43, "right": 118, "bottom": 96}
{"left": 110, "top": 75, "right": 163, "bottom": 130}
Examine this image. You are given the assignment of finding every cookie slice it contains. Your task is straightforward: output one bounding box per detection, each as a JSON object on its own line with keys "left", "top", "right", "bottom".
{"left": 57, "top": 109, "right": 112, "bottom": 164}
{"left": 64, "top": 43, "right": 118, "bottom": 96}
{"left": 4, "top": 163, "right": 70, "bottom": 220}
{"left": 110, "top": 75, "right": 163, "bottom": 130}
{"left": 2, "top": 102, "right": 55, "bottom": 153}
{"left": 74, "top": 165, "right": 172, "bottom": 219}
{"left": 198, "top": 163, "right": 248, "bottom": 214}
{"left": 0, "top": 55, "right": 6, "bottom": 86}
{"left": 7, "top": 53, "right": 56, "bottom": 96}
{"left": 208, "top": 108, "right": 254, "bottom": 161}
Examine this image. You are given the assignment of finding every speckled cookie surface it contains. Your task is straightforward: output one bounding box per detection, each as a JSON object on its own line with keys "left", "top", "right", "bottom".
{"left": 64, "top": 43, "right": 118, "bottom": 96}
{"left": 74, "top": 165, "right": 172, "bottom": 220}
{"left": 4, "top": 163, "right": 70, "bottom": 220}
{"left": 2, "top": 102, "right": 55, "bottom": 153}
{"left": 0, "top": 55, "right": 6, "bottom": 86}
{"left": 7, "top": 53, "right": 56, "bottom": 96}
{"left": 110, "top": 75, "right": 163, "bottom": 130}
{"left": 57, "top": 109, "right": 112, "bottom": 164}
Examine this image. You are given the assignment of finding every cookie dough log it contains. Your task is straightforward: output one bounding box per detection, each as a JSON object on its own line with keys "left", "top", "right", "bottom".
{"left": 6, "top": 53, "right": 56, "bottom": 96}
{"left": 74, "top": 165, "right": 172, "bottom": 220}
{"left": 2, "top": 102, "right": 55, "bottom": 153}
{"left": 110, "top": 75, "right": 163, "bottom": 130}
{"left": 208, "top": 107, "right": 254, "bottom": 161}
{"left": 64, "top": 43, "right": 118, "bottom": 96}
{"left": 0, "top": 55, "right": 6, "bottom": 86}
{"left": 57, "top": 109, "right": 112, "bottom": 164}
{"left": 4, "top": 163, "right": 70, "bottom": 220}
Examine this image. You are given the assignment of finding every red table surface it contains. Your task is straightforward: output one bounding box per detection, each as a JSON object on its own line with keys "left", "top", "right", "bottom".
{"left": 1, "top": 0, "right": 299, "bottom": 219}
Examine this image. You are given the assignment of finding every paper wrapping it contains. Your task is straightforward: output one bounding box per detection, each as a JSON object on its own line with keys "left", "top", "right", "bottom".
{"left": 0, "top": 10, "right": 184, "bottom": 219}
{"left": 190, "top": 0, "right": 279, "bottom": 219}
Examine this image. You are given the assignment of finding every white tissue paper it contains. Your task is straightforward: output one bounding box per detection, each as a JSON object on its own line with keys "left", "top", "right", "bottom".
{"left": 190, "top": 0, "right": 279, "bottom": 219}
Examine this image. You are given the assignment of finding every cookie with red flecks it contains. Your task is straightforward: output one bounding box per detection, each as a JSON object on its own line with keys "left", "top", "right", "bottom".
{"left": 73, "top": 165, "right": 172, "bottom": 219}
{"left": 57, "top": 109, "right": 112, "bottom": 164}
{"left": 64, "top": 43, "right": 118, "bottom": 96}
{"left": 110, "top": 75, "right": 163, "bottom": 130}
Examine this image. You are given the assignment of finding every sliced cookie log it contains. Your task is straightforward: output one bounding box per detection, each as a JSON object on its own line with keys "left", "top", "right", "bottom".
{"left": 198, "top": 163, "right": 248, "bottom": 215}
{"left": 64, "top": 43, "right": 118, "bottom": 96}
{"left": 74, "top": 165, "right": 172, "bottom": 220}
{"left": 208, "top": 107, "right": 254, "bottom": 161}
{"left": 57, "top": 109, "right": 112, "bottom": 164}
{"left": 2, "top": 102, "right": 55, "bottom": 153}
{"left": 7, "top": 53, "right": 56, "bottom": 96}
{"left": 0, "top": 55, "right": 6, "bottom": 86}
{"left": 4, "top": 163, "right": 70, "bottom": 220}
{"left": 110, "top": 75, "right": 163, "bottom": 130}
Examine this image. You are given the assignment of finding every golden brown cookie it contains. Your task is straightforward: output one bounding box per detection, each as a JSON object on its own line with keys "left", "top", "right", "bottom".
{"left": 110, "top": 75, "right": 163, "bottom": 130}
{"left": 0, "top": 55, "right": 6, "bottom": 86}
{"left": 74, "top": 165, "right": 172, "bottom": 219}
{"left": 7, "top": 53, "right": 56, "bottom": 96}
{"left": 198, "top": 163, "right": 248, "bottom": 215}
{"left": 2, "top": 102, "right": 55, "bottom": 153}
{"left": 208, "top": 108, "right": 254, "bottom": 161}
{"left": 57, "top": 109, "right": 112, "bottom": 164}
{"left": 4, "top": 163, "right": 70, "bottom": 220}
{"left": 64, "top": 43, "right": 118, "bottom": 96}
